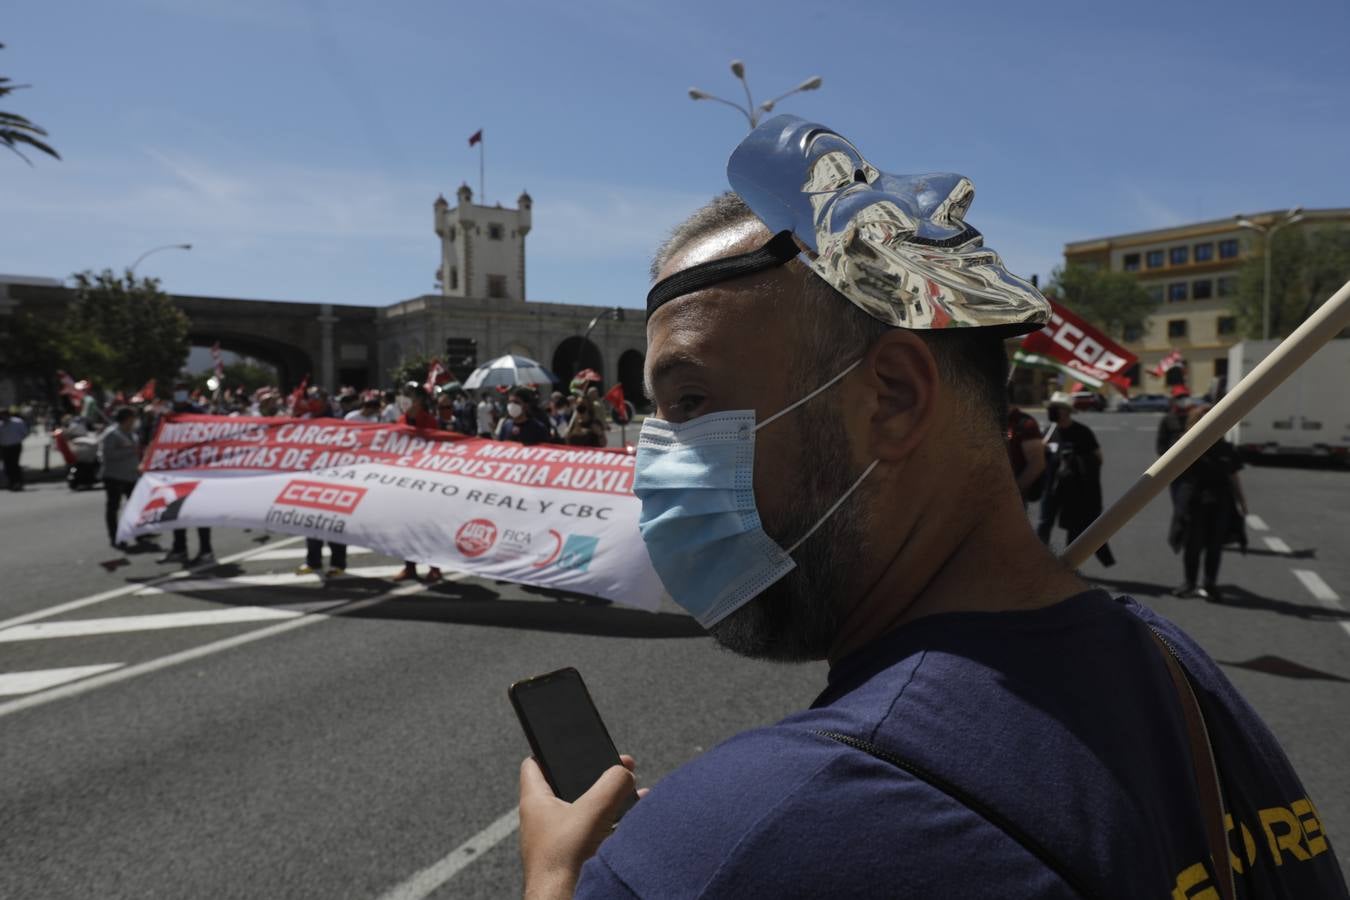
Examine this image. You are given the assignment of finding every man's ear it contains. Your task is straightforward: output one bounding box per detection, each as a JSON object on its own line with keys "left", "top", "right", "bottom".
{"left": 859, "top": 330, "right": 939, "bottom": 462}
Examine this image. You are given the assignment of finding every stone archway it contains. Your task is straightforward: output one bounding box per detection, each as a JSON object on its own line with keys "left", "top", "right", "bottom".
{"left": 552, "top": 336, "right": 603, "bottom": 387}
{"left": 618, "top": 349, "right": 645, "bottom": 411}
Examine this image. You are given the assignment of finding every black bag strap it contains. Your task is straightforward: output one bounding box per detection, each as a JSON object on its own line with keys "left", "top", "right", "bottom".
{"left": 1144, "top": 627, "right": 1238, "bottom": 900}
{"left": 812, "top": 729, "right": 1100, "bottom": 899}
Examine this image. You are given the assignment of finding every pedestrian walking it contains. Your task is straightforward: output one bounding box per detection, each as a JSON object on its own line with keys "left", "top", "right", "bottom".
{"left": 1038, "top": 401, "right": 1114, "bottom": 566}
{"left": 99, "top": 408, "right": 143, "bottom": 550}
{"left": 1170, "top": 405, "right": 1248, "bottom": 602}
{"left": 298, "top": 538, "right": 347, "bottom": 578}
{"left": 0, "top": 406, "right": 28, "bottom": 491}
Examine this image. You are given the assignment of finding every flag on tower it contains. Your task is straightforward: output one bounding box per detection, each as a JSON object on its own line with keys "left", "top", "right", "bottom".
{"left": 468, "top": 129, "right": 482, "bottom": 146}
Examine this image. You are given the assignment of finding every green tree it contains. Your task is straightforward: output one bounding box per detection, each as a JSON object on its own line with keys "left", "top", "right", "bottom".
{"left": 69, "top": 270, "right": 191, "bottom": 389}
{"left": 1, "top": 43, "right": 60, "bottom": 164}
{"left": 1234, "top": 227, "right": 1350, "bottom": 340}
{"left": 1045, "top": 263, "right": 1156, "bottom": 340}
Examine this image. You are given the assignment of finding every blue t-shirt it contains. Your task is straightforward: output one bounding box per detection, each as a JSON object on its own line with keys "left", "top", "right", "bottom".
{"left": 578, "top": 591, "right": 1347, "bottom": 899}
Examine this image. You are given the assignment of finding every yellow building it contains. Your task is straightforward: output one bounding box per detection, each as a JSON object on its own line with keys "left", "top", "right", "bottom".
{"left": 1063, "top": 207, "right": 1350, "bottom": 396}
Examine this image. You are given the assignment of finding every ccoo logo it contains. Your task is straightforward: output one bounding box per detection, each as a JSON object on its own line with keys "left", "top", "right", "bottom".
{"left": 455, "top": 518, "right": 498, "bottom": 558}
{"left": 275, "top": 479, "right": 367, "bottom": 514}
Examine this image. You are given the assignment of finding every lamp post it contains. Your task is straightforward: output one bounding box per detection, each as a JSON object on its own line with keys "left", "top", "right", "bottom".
{"left": 128, "top": 243, "right": 192, "bottom": 277}
{"left": 689, "top": 60, "right": 822, "bottom": 130}
{"left": 1235, "top": 208, "right": 1303, "bottom": 341}
{"left": 575, "top": 307, "right": 624, "bottom": 380}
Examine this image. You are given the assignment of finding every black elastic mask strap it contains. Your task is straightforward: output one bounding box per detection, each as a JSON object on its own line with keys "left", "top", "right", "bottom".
{"left": 646, "top": 230, "right": 800, "bottom": 320}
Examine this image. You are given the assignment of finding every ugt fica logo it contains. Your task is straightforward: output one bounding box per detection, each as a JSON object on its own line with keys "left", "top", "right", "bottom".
{"left": 455, "top": 518, "right": 498, "bottom": 558}
{"left": 136, "top": 480, "right": 202, "bottom": 527}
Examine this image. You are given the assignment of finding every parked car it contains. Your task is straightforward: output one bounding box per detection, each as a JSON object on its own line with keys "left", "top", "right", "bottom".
{"left": 1119, "top": 393, "right": 1170, "bottom": 412}
{"left": 1070, "top": 391, "right": 1106, "bottom": 412}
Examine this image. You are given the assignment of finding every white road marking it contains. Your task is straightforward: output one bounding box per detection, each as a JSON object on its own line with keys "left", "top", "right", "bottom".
{"left": 0, "top": 578, "right": 456, "bottom": 720}
{"left": 376, "top": 808, "right": 520, "bottom": 900}
{"left": 0, "top": 535, "right": 305, "bottom": 631}
{"left": 133, "top": 565, "right": 406, "bottom": 595}
{"left": 1291, "top": 570, "right": 1350, "bottom": 640}
{"left": 1246, "top": 514, "right": 1269, "bottom": 531}
{"left": 1263, "top": 536, "right": 1292, "bottom": 555}
{"left": 0, "top": 664, "right": 124, "bottom": 696}
{"left": 0, "top": 605, "right": 334, "bottom": 643}
{"left": 245, "top": 546, "right": 373, "bottom": 562}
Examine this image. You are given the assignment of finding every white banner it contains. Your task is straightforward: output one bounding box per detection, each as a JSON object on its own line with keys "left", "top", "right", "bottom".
{"left": 116, "top": 415, "right": 663, "bottom": 610}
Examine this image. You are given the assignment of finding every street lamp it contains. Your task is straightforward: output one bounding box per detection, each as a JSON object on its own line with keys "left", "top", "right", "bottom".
{"left": 689, "top": 60, "right": 822, "bottom": 130}
{"left": 128, "top": 243, "right": 192, "bottom": 277}
{"left": 575, "top": 306, "right": 624, "bottom": 381}
{"left": 1235, "top": 207, "right": 1303, "bottom": 341}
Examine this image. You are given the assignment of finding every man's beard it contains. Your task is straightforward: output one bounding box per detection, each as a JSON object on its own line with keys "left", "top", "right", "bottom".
{"left": 708, "top": 402, "right": 870, "bottom": 662}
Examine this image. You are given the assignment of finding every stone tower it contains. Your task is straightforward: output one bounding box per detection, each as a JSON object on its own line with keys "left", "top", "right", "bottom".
{"left": 433, "top": 185, "right": 532, "bottom": 300}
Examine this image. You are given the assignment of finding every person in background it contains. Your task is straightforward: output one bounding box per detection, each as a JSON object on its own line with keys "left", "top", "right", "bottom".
{"left": 404, "top": 388, "right": 438, "bottom": 430}
{"left": 344, "top": 395, "right": 383, "bottom": 423}
{"left": 380, "top": 389, "right": 401, "bottom": 423}
{"left": 1170, "top": 405, "right": 1247, "bottom": 602}
{"left": 160, "top": 382, "right": 214, "bottom": 566}
{"left": 435, "top": 392, "right": 457, "bottom": 430}
{"left": 0, "top": 406, "right": 28, "bottom": 491}
{"left": 1038, "top": 400, "right": 1114, "bottom": 566}
{"left": 495, "top": 388, "right": 552, "bottom": 446}
{"left": 475, "top": 390, "right": 497, "bottom": 437}
{"left": 298, "top": 538, "right": 346, "bottom": 578}
{"left": 564, "top": 398, "right": 607, "bottom": 447}
{"left": 452, "top": 391, "right": 475, "bottom": 435}
{"left": 548, "top": 391, "right": 571, "bottom": 434}
{"left": 1006, "top": 405, "right": 1045, "bottom": 506}
{"left": 99, "top": 407, "right": 143, "bottom": 550}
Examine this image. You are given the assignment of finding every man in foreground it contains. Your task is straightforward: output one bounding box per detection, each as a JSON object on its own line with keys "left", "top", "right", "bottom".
{"left": 518, "top": 117, "right": 1345, "bottom": 898}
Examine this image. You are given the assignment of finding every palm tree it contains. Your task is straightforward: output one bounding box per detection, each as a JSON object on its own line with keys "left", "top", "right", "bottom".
{"left": 1, "top": 43, "right": 60, "bottom": 164}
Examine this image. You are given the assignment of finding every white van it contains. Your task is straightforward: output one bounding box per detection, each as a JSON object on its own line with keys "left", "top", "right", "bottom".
{"left": 1226, "top": 338, "right": 1350, "bottom": 463}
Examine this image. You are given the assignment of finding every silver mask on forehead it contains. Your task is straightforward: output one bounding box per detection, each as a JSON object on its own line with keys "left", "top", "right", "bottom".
{"left": 727, "top": 115, "right": 1050, "bottom": 333}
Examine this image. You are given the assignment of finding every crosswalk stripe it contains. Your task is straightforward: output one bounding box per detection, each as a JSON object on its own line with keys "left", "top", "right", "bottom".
{"left": 0, "top": 605, "right": 331, "bottom": 643}
{"left": 0, "top": 664, "right": 125, "bottom": 696}
{"left": 0, "top": 535, "right": 305, "bottom": 632}
{"left": 1263, "top": 536, "right": 1292, "bottom": 554}
{"left": 133, "top": 565, "right": 407, "bottom": 595}
{"left": 1246, "top": 514, "right": 1269, "bottom": 531}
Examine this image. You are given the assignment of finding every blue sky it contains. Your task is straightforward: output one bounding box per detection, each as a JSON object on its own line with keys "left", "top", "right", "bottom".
{"left": 4, "top": 0, "right": 1348, "bottom": 313}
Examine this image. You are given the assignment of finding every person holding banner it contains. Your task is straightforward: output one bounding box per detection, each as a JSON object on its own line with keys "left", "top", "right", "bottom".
{"left": 518, "top": 118, "right": 1345, "bottom": 899}
{"left": 99, "top": 407, "right": 142, "bottom": 550}
{"left": 159, "top": 384, "right": 214, "bottom": 567}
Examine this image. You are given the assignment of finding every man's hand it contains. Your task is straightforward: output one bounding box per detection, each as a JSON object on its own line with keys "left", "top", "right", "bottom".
{"left": 519, "top": 755, "right": 644, "bottom": 900}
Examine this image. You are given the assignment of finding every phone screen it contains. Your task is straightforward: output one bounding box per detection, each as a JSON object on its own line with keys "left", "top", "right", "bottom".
{"left": 510, "top": 668, "right": 636, "bottom": 813}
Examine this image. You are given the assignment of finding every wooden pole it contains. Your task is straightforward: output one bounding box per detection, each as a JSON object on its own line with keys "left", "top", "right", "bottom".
{"left": 1060, "top": 278, "right": 1350, "bottom": 570}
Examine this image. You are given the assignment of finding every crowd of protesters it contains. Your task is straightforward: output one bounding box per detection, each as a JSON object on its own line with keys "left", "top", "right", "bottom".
{"left": 6, "top": 373, "right": 628, "bottom": 580}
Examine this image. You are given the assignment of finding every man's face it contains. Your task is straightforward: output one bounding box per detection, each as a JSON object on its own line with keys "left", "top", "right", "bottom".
{"left": 646, "top": 224, "right": 872, "bottom": 661}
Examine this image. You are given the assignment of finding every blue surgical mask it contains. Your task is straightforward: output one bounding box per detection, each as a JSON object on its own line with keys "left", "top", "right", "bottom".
{"left": 634, "top": 360, "right": 878, "bottom": 627}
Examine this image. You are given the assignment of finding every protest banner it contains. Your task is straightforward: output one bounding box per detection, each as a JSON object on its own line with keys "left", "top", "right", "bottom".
{"left": 116, "top": 415, "right": 664, "bottom": 611}
{"left": 1013, "top": 299, "right": 1138, "bottom": 392}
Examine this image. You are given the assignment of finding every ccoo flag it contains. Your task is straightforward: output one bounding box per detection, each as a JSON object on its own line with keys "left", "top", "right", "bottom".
{"left": 1014, "top": 299, "right": 1138, "bottom": 393}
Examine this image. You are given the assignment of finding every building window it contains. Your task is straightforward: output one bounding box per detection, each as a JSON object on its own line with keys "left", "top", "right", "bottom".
{"left": 1168, "top": 319, "right": 1188, "bottom": 339}
{"left": 1219, "top": 238, "right": 1239, "bottom": 259}
{"left": 1146, "top": 250, "right": 1165, "bottom": 269}
{"left": 1192, "top": 279, "right": 1213, "bottom": 300}
{"left": 1123, "top": 324, "right": 1144, "bottom": 343}
{"left": 1217, "top": 316, "right": 1237, "bottom": 336}
{"left": 487, "top": 274, "right": 507, "bottom": 298}
{"left": 1147, "top": 285, "right": 1164, "bottom": 303}
{"left": 487, "top": 223, "right": 505, "bottom": 241}
{"left": 1217, "top": 276, "right": 1237, "bottom": 297}
{"left": 1194, "top": 243, "right": 1213, "bottom": 262}
{"left": 1214, "top": 358, "right": 1229, "bottom": 378}
{"left": 1168, "top": 282, "right": 1188, "bottom": 302}
{"left": 1169, "top": 246, "right": 1189, "bottom": 265}
{"left": 1122, "top": 253, "right": 1140, "bottom": 272}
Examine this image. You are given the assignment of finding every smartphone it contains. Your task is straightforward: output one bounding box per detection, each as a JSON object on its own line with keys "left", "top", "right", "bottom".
{"left": 509, "top": 667, "right": 637, "bottom": 816}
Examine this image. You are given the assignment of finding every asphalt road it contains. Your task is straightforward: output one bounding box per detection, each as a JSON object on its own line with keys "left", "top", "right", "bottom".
{"left": 1, "top": 411, "right": 1347, "bottom": 897}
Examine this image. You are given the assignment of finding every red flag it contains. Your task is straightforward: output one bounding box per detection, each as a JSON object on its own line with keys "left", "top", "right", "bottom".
{"left": 424, "top": 359, "right": 446, "bottom": 396}
{"left": 468, "top": 129, "right": 482, "bottom": 147}
{"left": 57, "top": 370, "right": 86, "bottom": 407}
{"left": 1150, "top": 349, "right": 1185, "bottom": 378}
{"left": 289, "top": 374, "right": 310, "bottom": 416}
{"left": 131, "top": 379, "right": 157, "bottom": 403}
{"left": 1014, "top": 300, "right": 1138, "bottom": 394}
{"left": 603, "top": 383, "right": 628, "bottom": 422}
